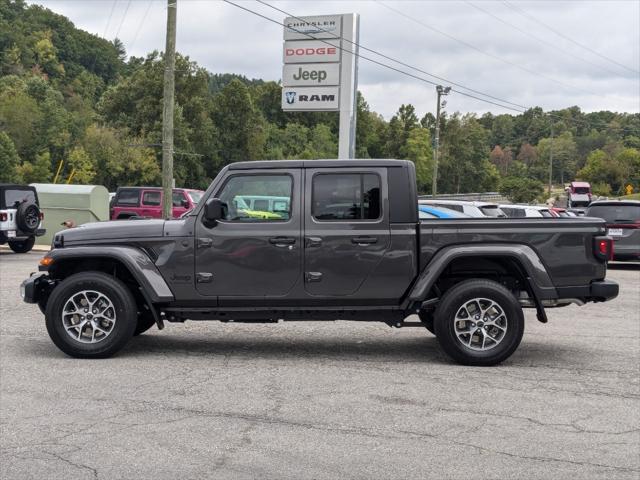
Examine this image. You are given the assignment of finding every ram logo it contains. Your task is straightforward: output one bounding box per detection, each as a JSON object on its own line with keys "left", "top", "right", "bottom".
{"left": 285, "top": 91, "right": 297, "bottom": 104}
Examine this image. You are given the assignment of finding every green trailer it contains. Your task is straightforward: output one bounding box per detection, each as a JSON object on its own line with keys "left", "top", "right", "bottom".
{"left": 30, "top": 184, "right": 110, "bottom": 246}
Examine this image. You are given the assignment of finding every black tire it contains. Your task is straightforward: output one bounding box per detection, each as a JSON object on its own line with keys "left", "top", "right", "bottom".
{"left": 418, "top": 311, "right": 435, "bottom": 334}
{"left": 433, "top": 279, "right": 524, "bottom": 366}
{"left": 15, "top": 202, "right": 40, "bottom": 234}
{"left": 45, "top": 272, "right": 137, "bottom": 358}
{"left": 8, "top": 236, "right": 35, "bottom": 253}
{"left": 134, "top": 311, "right": 156, "bottom": 336}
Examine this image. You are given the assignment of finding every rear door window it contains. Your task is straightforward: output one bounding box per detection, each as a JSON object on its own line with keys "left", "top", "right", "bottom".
{"left": 142, "top": 191, "right": 162, "bottom": 206}
{"left": 312, "top": 173, "right": 381, "bottom": 221}
{"left": 116, "top": 189, "right": 140, "bottom": 206}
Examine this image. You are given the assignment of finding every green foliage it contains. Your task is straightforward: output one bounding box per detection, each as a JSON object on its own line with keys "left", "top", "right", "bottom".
{"left": 15, "top": 150, "right": 52, "bottom": 183}
{"left": 499, "top": 176, "right": 544, "bottom": 203}
{"left": 0, "top": 130, "right": 20, "bottom": 181}
{"left": 0, "top": 1, "right": 638, "bottom": 198}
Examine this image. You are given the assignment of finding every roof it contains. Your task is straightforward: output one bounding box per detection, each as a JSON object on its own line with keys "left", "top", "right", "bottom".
{"left": 420, "top": 199, "right": 498, "bottom": 207}
{"left": 569, "top": 181, "right": 590, "bottom": 187}
{"left": 115, "top": 186, "right": 204, "bottom": 192}
{"left": 228, "top": 159, "right": 411, "bottom": 170}
{"left": 588, "top": 200, "right": 640, "bottom": 207}
{"left": 0, "top": 184, "right": 35, "bottom": 190}
{"left": 30, "top": 183, "right": 108, "bottom": 195}
{"left": 498, "top": 204, "right": 538, "bottom": 209}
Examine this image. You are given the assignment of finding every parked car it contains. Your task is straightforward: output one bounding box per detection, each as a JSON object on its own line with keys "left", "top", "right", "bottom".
{"left": 110, "top": 187, "right": 204, "bottom": 220}
{"left": 0, "top": 184, "right": 46, "bottom": 253}
{"left": 419, "top": 199, "right": 506, "bottom": 218}
{"left": 418, "top": 205, "right": 471, "bottom": 219}
{"left": 23, "top": 159, "right": 618, "bottom": 366}
{"left": 586, "top": 200, "right": 640, "bottom": 261}
{"left": 550, "top": 207, "right": 575, "bottom": 218}
{"left": 566, "top": 181, "right": 592, "bottom": 208}
{"left": 567, "top": 208, "right": 585, "bottom": 216}
{"left": 499, "top": 204, "right": 545, "bottom": 218}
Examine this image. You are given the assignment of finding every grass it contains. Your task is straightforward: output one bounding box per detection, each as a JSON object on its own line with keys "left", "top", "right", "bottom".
{"left": 617, "top": 193, "right": 640, "bottom": 200}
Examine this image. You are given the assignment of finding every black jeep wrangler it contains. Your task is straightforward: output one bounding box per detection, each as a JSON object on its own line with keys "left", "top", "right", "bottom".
{"left": 0, "top": 184, "right": 46, "bottom": 253}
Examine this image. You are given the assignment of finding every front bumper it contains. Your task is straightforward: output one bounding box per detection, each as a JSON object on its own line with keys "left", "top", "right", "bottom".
{"left": 20, "top": 273, "right": 55, "bottom": 304}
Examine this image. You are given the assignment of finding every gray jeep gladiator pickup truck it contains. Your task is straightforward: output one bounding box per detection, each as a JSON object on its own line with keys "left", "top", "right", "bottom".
{"left": 21, "top": 160, "right": 618, "bottom": 365}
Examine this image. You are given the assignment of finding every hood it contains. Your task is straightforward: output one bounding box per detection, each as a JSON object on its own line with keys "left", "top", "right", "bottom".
{"left": 56, "top": 219, "right": 166, "bottom": 245}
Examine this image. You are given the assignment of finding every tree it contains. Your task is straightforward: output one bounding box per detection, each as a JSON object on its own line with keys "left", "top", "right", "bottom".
{"left": 66, "top": 146, "right": 95, "bottom": 184}
{"left": 403, "top": 128, "right": 433, "bottom": 193}
{"left": 516, "top": 143, "right": 537, "bottom": 168}
{"left": 15, "top": 151, "right": 52, "bottom": 183}
{"left": 499, "top": 177, "right": 544, "bottom": 203}
{"left": 0, "top": 131, "right": 20, "bottom": 182}
{"left": 533, "top": 132, "right": 577, "bottom": 184}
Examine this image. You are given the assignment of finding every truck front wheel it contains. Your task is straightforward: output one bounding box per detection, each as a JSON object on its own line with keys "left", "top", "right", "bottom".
{"left": 45, "top": 272, "right": 137, "bottom": 358}
{"left": 433, "top": 279, "right": 524, "bottom": 366}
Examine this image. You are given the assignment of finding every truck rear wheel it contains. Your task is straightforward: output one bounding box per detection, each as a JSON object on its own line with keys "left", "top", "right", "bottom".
{"left": 433, "top": 279, "right": 524, "bottom": 366}
{"left": 45, "top": 272, "right": 137, "bottom": 358}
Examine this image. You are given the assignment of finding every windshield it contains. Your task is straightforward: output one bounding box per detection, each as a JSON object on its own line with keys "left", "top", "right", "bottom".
{"left": 573, "top": 187, "right": 590, "bottom": 194}
{"left": 187, "top": 191, "right": 203, "bottom": 204}
{"left": 587, "top": 205, "right": 640, "bottom": 223}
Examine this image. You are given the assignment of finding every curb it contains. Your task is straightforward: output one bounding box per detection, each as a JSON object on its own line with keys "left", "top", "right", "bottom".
{"left": 0, "top": 244, "right": 51, "bottom": 252}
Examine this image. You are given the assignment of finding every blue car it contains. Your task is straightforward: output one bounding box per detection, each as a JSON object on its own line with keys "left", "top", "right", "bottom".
{"left": 418, "top": 205, "right": 471, "bottom": 219}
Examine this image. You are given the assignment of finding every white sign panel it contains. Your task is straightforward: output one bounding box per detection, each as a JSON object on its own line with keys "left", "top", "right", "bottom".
{"left": 282, "top": 87, "right": 340, "bottom": 111}
{"left": 283, "top": 15, "right": 342, "bottom": 40}
{"left": 283, "top": 63, "right": 340, "bottom": 87}
{"left": 283, "top": 40, "right": 340, "bottom": 64}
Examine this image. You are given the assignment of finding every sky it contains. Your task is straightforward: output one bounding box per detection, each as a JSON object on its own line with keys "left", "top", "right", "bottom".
{"left": 30, "top": 0, "right": 640, "bottom": 119}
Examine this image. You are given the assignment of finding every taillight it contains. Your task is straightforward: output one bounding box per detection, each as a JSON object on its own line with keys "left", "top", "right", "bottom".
{"left": 594, "top": 236, "right": 613, "bottom": 261}
{"left": 0, "top": 212, "right": 7, "bottom": 222}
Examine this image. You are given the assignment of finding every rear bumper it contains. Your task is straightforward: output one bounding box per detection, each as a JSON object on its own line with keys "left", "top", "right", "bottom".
{"left": 556, "top": 279, "right": 619, "bottom": 303}
{"left": 0, "top": 228, "right": 46, "bottom": 243}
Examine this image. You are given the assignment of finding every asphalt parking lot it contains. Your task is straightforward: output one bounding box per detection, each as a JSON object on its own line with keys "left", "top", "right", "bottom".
{"left": 1, "top": 250, "right": 639, "bottom": 479}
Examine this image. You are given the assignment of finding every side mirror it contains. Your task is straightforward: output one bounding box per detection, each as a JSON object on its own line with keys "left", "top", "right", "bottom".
{"left": 204, "top": 198, "right": 224, "bottom": 223}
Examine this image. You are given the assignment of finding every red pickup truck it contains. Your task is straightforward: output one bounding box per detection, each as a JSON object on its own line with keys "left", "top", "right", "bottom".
{"left": 110, "top": 187, "right": 204, "bottom": 220}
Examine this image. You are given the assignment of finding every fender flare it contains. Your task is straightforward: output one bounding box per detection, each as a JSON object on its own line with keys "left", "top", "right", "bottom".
{"left": 404, "top": 244, "right": 557, "bottom": 307}
{"left": 46, "top": 246, "right": 174, "bottom": 303}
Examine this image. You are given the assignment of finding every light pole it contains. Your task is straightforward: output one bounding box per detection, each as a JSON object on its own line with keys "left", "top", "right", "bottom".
{"left": 432, "top": 85, "right": 451, "bottom": 197}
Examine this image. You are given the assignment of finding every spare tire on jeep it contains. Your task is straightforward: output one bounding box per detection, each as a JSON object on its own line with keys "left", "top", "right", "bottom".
{"left": 16, "top": 202, "right": 40, "bottom": 234}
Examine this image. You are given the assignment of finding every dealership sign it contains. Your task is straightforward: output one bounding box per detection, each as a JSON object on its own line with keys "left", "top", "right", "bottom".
{"left": 283, "top": 63, "right": 340, "bottom": 86}
{"left": 282, "top": 87, "right": 340, "bottom": 110}
{"left": 281, "top": 13, "right": 359, "bottom": 158}
{"left": 283, "top": 40, "right": 341, "bottom": 64}
{"left": 283, "top": 15, "right": 342, "bottom": 40}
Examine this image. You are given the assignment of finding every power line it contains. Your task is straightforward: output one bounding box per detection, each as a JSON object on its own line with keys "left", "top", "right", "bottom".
{"left": 102, "top": 0, "right": 118, "bottom": 38}
{"left": 114, "top": 0, "right": 133, "bottom": 41}
{"left": 376, "top": 1, "right": 601, "bottom": 98}
{"left": 128, "top": 0, "right": 154, "bottom": 54}
{"left": 253, "top": 0, "right": 527, "bottom": 112}
{"left": 465, "top": 1, "right": 625, "bottom": 78}
{"left": 503, "top": 0, "right": 640, "bottom": 75}
{"left": 225, "top": 0, "right": 636, "bottom": 133}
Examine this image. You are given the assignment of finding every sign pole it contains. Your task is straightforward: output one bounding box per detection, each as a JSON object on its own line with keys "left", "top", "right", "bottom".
{"left": 338, "top": 14, "right": 359, "bottom": 159}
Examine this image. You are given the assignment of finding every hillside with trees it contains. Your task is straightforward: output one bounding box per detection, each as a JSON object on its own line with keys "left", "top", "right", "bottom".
{"left": 1, "top": 0, "right": 638, "bottom": 201}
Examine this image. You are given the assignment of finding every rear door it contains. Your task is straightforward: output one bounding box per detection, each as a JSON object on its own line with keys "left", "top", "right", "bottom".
{"left": 303, "top": 167, "right": 390, "bottom": 298}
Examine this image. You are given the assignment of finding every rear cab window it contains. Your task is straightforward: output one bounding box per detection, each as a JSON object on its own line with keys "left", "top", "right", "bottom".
{"left": 587, "top": 205, "right": 640, "bottom": 224}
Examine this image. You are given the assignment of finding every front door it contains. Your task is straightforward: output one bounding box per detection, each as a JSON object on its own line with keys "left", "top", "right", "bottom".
{"left": 303, "top": 168, "right": 391, "bottom": 299}
{"left": 194, "top": 169, "right": 302, "bottom": 302}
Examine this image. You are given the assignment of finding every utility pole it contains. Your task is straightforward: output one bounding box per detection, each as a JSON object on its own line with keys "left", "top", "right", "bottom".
{"left": 162, "top": 0, "right": 177, "bottom": 219}
{"left": 432, "top": 85, "right": 450, "bottom": 197}
{"left": 548, "top": 120, "right": 554, "bottom": 198}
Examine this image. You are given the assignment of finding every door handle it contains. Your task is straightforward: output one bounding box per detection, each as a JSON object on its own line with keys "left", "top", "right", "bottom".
{"left": 306, "top": 236, "right": 322, "bottom": 247}
{"left": 269, "top": 236, "right": 296, "bottom": 246}
{"left": 197, "top": 237, "right": 213, "bottom": 249}
{"left": 351, "top": 236, "right": 377, "bottom": 245}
